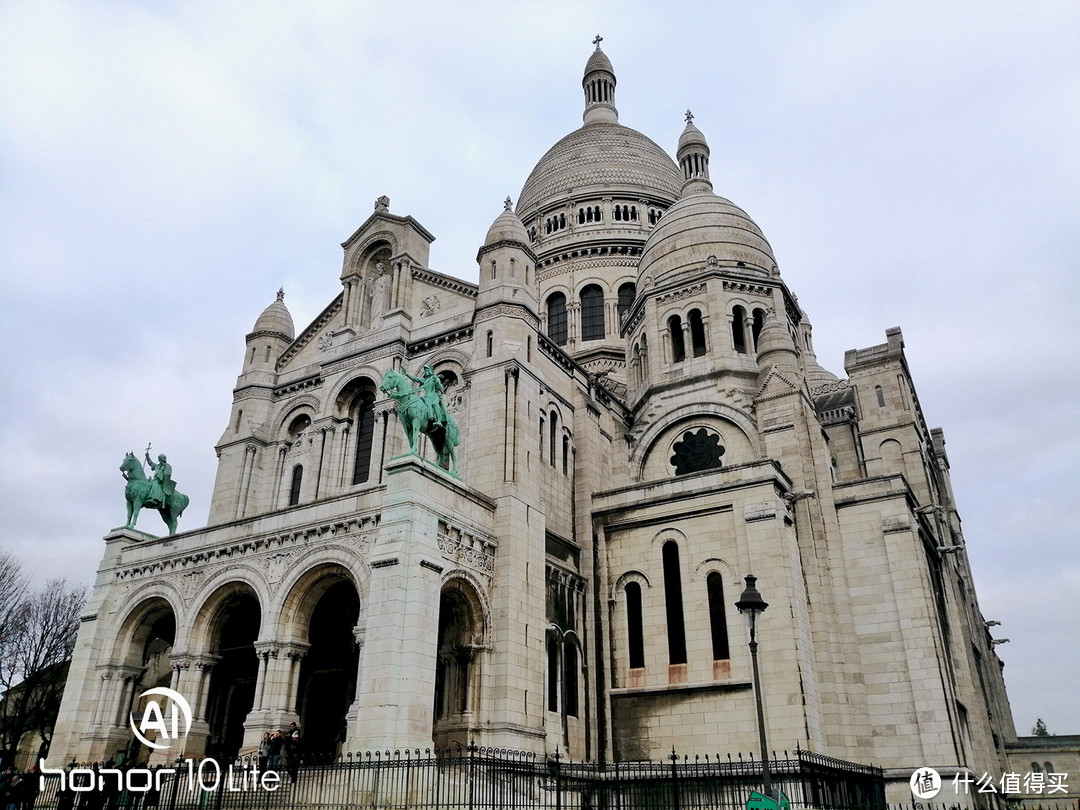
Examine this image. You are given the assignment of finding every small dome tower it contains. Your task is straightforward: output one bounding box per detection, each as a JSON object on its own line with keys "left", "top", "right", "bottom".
{"left": 582, "top": 35, "right": 618, "bottom": 126}
{"left": 243, "top": 288, "right": 294, "bottom": 376}
{"left": 476, "top": 197, "right": 538, "bottom": 316}
{"left": 677, "top": 110, "right": 712, "bottom": 196}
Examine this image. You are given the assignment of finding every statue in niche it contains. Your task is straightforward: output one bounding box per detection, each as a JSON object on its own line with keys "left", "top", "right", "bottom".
{"left": 369, "top": 262, "right": 391, "bottom": 327}
{"left": 380, "top": 365, "right": 461, "bottom": 476}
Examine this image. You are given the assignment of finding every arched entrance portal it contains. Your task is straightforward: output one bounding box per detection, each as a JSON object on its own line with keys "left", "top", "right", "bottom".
{"left": 119, "top": 600, "right": 176, "bottom": 763}
{"left": 432, "top": 580, "right": 484, "bottom": 749}
{"left": 296, "top": 579, "right": 360, "bottom": 761}
{"left": 204, "top": 590, "right": 260, "bottom": 762}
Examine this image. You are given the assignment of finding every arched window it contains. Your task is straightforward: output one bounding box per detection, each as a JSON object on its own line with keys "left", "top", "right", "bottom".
{"left": 289, "top": 465, "right": 303, "bottom": 506}
{"left": 562, "top": 435, "right": 569, "bottom": 475}
{"left": 689, "top": 308, "right": 707, "bottom": 357}
{"left": 486, "top": 330, "right": 493, "bottom": 357}
{"left": 547, "top": 293, "right": 568, "bottom": 345}
{"left": 752, "top": 308, "right": 766, "bottom": 349}
{"left": 578, "top": 208, "right": 585, "bottom": 225}
{"left": 617, "top": 282, "right": 635, "bottom": 323}
{"left": 668, "top": 315, "right": 685, "bottom": 363}
{"left": 732, "top": 306, "right": 747, "bottom": 354}
{"left": 625, "top": 582, "right": 645, "bottom": 669}
{"left": 662, "top": 542, "right": 687, "bottom": 665}
{"left": 707, "top": 573, "right": 730, "bottom": 660}
{"left": 580, "top": 285, "right": 605, "bottom": 341}
{"left": 234, "top": 409, "right": 243, "bottom": 434}
{"left": 875, "top": 385, "right": 886, "bottom": 408}
{"left": 351, "top": 392, "right": 376, "bottom": 485}
{"left": 547, "top": 635, "right": 559, "bottom": 711}
{"left": 549, "top": 411, "right": 557, "bottom": 467}
{"left": 559, "top": 213, "right": 566, "bottom": 229}
{"left": 562, "top": 640, "right": 578, "bottom": 716}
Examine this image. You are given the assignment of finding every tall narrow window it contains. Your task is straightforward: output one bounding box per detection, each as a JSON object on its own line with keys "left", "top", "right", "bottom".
{"left": 563, "top": 641, "right": 578, "bottom": 716}
{"left": 707, "top": 573, "right": 730, "bottom": 660}
{"left": 547, "top": 636, "right": 559, "bottom": 711}
{"left": 875, "top": 385, "right": 886, "bottom": 408}
{"left": 689, "top": 309, "right": 707, "bottom": 357}
{"left": 668, "top": 315, "right": 685, "bottom": 363}
{"left": 617, "top": 282, "right": 636, "bottom": 324}
{"left": 732, "top": 306, "right": 747, "bottom": 353}
{"left": 751, "top": 309, "right": 766, "bottom": 349}
{"left": 486, "top": 330, "right": 493, "bottom": 357}
{"left": 352, "top": 392, "right": 376, "bottom": 485}
{"left": 662, "top": 542, "right": 687, "bottom": 665}
{"left": 547, "top": 293, "right": 568, "bottom": 345}
{"left": 289, "top": 465, "right": 303, "bottom": 506}
{"left": 562, "top": 435, "right": 569, "bottom": 475}
{"left": 549, "top": 411, "right": 557, "bottom": 467}
{"left": 626, "top": 582, "right": 645, "bottom": 669}
{"left": 580, "top": 285, "right": 605, "bottom": 341}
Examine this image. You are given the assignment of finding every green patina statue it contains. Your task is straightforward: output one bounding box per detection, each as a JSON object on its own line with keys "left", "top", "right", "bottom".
{"left": 120, "top": 446, "right": 190, "bottom": 535}
{"left": 380, "top": 365, "right": 461, "bottom": 476}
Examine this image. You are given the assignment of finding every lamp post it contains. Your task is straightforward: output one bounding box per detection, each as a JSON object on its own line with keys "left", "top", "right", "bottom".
{"left": 735, "top": 574, "right": 771, "bottom": 798}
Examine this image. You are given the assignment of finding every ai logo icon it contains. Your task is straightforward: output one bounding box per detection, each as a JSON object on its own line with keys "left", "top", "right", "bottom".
{"left": 129, "top": 687, "right": 192, "bottom": 750}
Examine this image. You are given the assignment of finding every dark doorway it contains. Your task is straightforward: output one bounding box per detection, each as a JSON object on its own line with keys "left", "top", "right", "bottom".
{"left": 297, "top": 579, "right": 360, "bottom": 761}
{"left": 204, "top": 591, "right": 260, "bottom": 762}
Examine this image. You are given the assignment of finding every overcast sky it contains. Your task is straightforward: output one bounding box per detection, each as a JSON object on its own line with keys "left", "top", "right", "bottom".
{"left": 1, "top": 1, "right": 1077, "bottom": 736}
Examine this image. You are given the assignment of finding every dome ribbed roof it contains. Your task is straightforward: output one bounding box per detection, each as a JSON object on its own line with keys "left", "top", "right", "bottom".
{"left": 584, "top": 47, "right": 614, "bottom": 76}
{"left": 639, "top": 192, "right": 776, "bottom": 284}
{"left": 484, "top": 203, "right": 529, "bottom": 246}
{"left": 251, "top": 290, "right": 294, "bottom": 339}
{"left": 516, "top": 124, "right": 682, "bottom": 218}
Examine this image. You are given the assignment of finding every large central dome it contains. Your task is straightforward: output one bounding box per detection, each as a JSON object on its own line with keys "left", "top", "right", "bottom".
{"left": 515, "top": 42, "right": 681, "bottom": 220}
{"left": 516, "top": 123, "right": 682, "bottom": 218}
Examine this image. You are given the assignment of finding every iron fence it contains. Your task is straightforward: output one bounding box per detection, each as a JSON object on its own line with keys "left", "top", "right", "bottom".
{"left": 28, "top": 745, "right": 886, "bottom": 810}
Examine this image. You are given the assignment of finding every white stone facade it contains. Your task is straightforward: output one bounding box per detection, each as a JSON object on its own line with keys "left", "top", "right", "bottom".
{"left": 50, "top": 43, "right": 1016, "bottom": 803}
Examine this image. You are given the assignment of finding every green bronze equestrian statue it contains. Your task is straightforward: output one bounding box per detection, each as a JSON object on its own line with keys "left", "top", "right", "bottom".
{"left": 380, "top": 364, "right": 461, "bottom": 476}
{"left": 120, "top": 446, "right": 190, "bottom": 534}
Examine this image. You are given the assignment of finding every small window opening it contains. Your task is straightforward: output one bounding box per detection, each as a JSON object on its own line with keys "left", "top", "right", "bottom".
{"left": 707, "top": 573, "right": 730, "bottom": 660}
{"left": 689, "top": 308, "right": 706, "bottom": 357}
{"left": 663, "top": 542, "right": 688, "bottom": 665}
{"left": 875, "top": 385, "right": 886, "bottom": 408}
{"left": 625, "top": 582, "right": 645, "bottom": 669}
{"left": 669, "top": 315, "right": 686, "bottom": 363}
{"left": 732, "top": 306, "right": 747, "bottom": 353}
{"left": 486, "top": 330, "right": 493, "bottom": 357}
{"left": 288, "top": 465, "right": 303, "bottom": 506}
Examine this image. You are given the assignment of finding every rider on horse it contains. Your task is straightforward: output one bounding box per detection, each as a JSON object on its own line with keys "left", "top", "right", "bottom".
{"left": 145, "top": 449, "right": 176, "bottom": 507}
{"left": 403, "top": 364, "right": 448, "bottom": 430}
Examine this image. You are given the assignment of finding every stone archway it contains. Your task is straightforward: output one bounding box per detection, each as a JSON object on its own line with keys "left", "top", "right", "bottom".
{"left": 294, "top": 579, "right": 360, "bottom": 761}
{"left": 432, "top": 579, "right": 485, "bottom": 749}
{"left": 202, "top": 588, "right": 261, "bottom": 762}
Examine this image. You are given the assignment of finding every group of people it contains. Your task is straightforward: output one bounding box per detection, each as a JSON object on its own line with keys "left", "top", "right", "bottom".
{"left": 257, "top": 723, "right": 302, "bottom": 784}
{"left": 0, "top": 765, "right": 38, "bottom": 810}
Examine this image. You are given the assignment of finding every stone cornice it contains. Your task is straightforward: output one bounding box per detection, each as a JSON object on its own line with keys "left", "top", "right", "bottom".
{"left": 411, "top": 267, "right": 478, "bottom": 298}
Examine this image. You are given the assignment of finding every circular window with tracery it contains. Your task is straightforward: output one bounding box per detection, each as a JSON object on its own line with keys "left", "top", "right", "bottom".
{"left": 670, "top": 427, "right": 725, "bottom": 476}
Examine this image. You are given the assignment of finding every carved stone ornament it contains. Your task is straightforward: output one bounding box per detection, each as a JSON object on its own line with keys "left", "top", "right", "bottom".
{"left": 420, "top": 294, "right": 441, "bottom": 316}
{"left": 317, "top": 330, "right": 336, "bottom": 351}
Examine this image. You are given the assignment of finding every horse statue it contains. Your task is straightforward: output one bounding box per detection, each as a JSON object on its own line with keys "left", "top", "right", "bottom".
{"left": 120, "top": 452, "right": 190, "bottom": 535}
{"left": 380, "top": 367, "right": 461, "bottom": 476}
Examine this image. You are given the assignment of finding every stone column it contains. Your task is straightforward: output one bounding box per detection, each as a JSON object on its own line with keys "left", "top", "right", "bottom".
{"left": 343, "top": 626, "right": 366, "bottom": 742}
{"left": 282, "top": 643, "right": 310, "bottom": 716}
{"left": 91, "top": 669, "right": 115, "bottom": 730}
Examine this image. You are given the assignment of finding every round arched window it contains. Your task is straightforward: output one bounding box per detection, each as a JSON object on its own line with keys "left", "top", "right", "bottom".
{"left": 670, "top": 427, "right": 725, "bottom": 476}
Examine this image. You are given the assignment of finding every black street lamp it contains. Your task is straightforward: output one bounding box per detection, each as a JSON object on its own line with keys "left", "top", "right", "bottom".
{"left": 735, "top": 574, "right": 772, "bottom": 798}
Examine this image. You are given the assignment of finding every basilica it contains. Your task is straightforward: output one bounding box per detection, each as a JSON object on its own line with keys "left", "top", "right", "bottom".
{"left": 50, "top": 42, "right": 1016, "bottom": 800}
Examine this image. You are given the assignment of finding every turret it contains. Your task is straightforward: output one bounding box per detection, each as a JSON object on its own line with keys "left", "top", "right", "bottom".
{"left": 242, "top": 288, "right": 294, "bottom": 379}
{"left": 582, "top": 35, "right": 618, "bottom": 126}
{"left": 677, "top": 110, "right": 712, "bottom": 196}
{"left": 475, "top": 198, "right": 538, "bottom": 315}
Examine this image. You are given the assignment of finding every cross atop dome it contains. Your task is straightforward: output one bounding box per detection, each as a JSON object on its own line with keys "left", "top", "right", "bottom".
{"left": 592, "top": 34, "right": 603, "bottom": 50}
{"left": 504, "top": 196, "right": 513, "bottom": 211}
{"left": 276, "top": 287, "right": 285, "bottom": 301}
